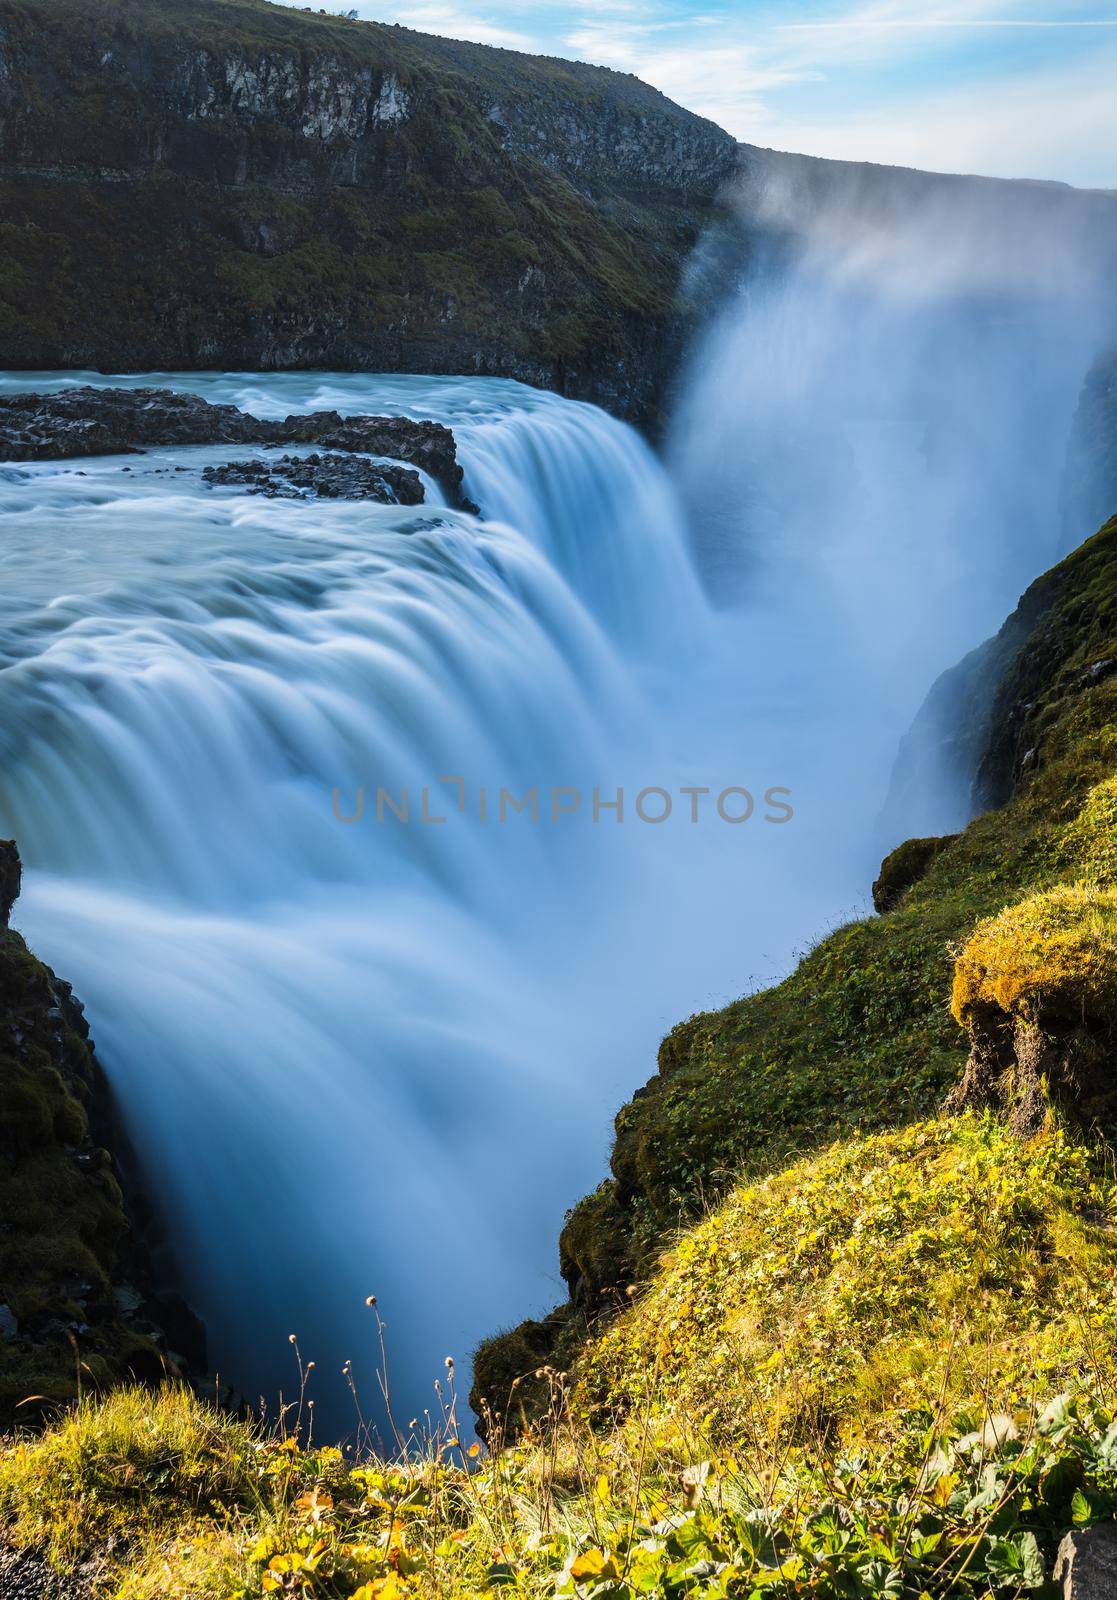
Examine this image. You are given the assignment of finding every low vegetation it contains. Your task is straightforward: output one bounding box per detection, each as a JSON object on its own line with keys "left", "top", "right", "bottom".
{"left": 6, "top": 1369, "right": 1117, "bottom": 1596}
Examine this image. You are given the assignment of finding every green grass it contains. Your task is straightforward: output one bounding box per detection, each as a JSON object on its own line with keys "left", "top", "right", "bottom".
{"left": 0, "top": 1386, "right": 257, "bottom": 1568}
{"left": 575, "top": 1116, "right": 1117, "bottom": 1444}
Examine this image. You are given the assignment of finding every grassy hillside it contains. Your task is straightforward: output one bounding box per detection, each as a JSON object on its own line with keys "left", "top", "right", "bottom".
{"left": 0, "top": 0, "right": 739, "bottom": 424}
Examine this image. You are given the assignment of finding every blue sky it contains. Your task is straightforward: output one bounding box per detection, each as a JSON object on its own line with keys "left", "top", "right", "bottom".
{"left": 276, "top": 1, "right": 1117, "bottom": 188}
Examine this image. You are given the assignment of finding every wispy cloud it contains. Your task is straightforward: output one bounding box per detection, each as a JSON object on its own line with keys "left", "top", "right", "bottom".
{"left": 562, "top": 23, "right": 820, "bottom": 132}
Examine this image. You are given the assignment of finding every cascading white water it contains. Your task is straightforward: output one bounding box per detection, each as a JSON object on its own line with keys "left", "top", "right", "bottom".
{"left": 6, "top": 166, "right": 1112, "bottom": 1432}
{"left": 0, "top": 373, "right": 827, "bottom": 1432}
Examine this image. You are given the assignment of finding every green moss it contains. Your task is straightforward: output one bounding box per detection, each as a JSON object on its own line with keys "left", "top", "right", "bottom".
{"left": 872, "top": 833, "right": 959, "bottom": 912}
{"left": 953, "top": 884, "right": 1117, "bottom": 1027}
{"left": 467, "top": 1307, "right": 576, "bottom": 1442}
{"left": 559, "top": 1182, "right": 632, "bottom": 1307}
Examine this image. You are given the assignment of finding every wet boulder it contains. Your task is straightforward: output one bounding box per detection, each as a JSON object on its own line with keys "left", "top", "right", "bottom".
{"left": 202, "top": 452, "right": 424, "bottom": 504}
{"left": 1054, "top": 1523, "right": 1117, "bottom": 1598}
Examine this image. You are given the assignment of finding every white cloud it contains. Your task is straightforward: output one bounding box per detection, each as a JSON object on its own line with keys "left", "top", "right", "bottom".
{"left": 277, "top": 1, "right": 536, "bottom": 50}
{"left": 563, "top": 26, "right": 819, "bottom": 130}
{"left": 760, "top": 54, "right": 1117, "bottom": 188}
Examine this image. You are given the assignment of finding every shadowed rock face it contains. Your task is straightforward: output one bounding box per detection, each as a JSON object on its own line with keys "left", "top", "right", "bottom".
{"left": 0, "top": 842, "right": 20, "bottom": 928}
{"left": 945, "top": 1006, "right": 1117, "bottom": 1138}
{"left": 0, "top": 842, "right": 206, "bottom": 1425}
{"left": 0, "top": 387, "right": 471, "bottom": 506}
{"left": 0, "top": 1543, "right": 92, "bottom": 1600}
{"left": 1054, "top": 1523, "right": 1117, "bottom": 1598}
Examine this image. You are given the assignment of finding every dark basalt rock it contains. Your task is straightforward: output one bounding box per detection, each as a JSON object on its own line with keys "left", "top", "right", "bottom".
{"left": 203, "top": 452, "right": 425, "bottom": 505}
{"left": 0, "top": 840, "right": 20, "bottom": 927}
{"left": 946, "top": 997, "right": 1117, "bottom": 1140}
{"left": 0, "top": 387, "right": 262, "bottom": 457}
{"left": 1054, "top": 1523, "right": 1117, "bottom": 1598}
{"left": 0, "top": 1543, "right": 94, "bottom": 1600}
{"left": 0, "top": 841, "right": 206, "bottom": 1425}
{"left": 0, "top": 388, "right": 473, "bottom": 508}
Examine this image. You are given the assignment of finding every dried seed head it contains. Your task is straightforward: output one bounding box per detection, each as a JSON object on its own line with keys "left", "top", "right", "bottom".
{"left": 365, "top": 1295, "right": 377, "bottom": 1307}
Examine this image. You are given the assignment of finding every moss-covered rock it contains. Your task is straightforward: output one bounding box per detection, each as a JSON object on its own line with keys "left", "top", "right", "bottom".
{"left": 953, "top": 884, "right": 1117, "bottom": 1026}
{"left": 872, "top": 833, "right": 959, "bottom": 913}
{"left": 467, "top": 1307, "right": 576, "bottom": 1444}
{"left": 948, "top": 885, "right": 1117, "bottom": 1133}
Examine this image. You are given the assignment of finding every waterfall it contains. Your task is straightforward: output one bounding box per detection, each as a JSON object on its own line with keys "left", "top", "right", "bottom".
{"left": 10, "top": 162, "right": 1111, "bottom": 1431}
{"left": 0, "top": 374, "right": 819, "bottom": 1431}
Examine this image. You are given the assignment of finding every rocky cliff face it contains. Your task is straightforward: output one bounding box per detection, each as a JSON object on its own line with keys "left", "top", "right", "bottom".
{"left": 0, "top": 843, "right": 202, "bottom": 1425}
{"left": 0, "top": 0, "right": 740, "bottom": 426}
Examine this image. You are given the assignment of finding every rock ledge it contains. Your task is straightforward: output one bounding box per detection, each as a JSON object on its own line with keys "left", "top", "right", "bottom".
{"left": 0, "top": 388, "right": 474, "bottom": 508}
